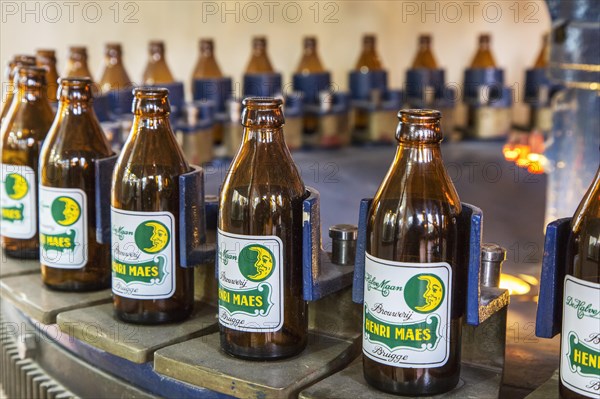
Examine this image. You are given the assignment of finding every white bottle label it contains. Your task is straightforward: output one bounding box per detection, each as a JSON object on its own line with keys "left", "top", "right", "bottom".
{"left": 217, "top": 229, "right": 284, "bottom": 332}
{"left": 39, "top": 186, "right": 88, "bottom": 268}
{"left": 111, "top": 208, "right": 176, "bottom": 299}
{"left": 362, "top": 253, "right": 452, "bottom": 368}
{"left": 560, "top": 275, "right": 600, "bottom": 398}
{"left": 1, "top": 164, "right": 37, "bottom": 239}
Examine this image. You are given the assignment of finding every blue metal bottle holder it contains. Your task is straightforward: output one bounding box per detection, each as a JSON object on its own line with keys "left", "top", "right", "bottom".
{"left": 463, "top": 68, "right": 512, "bottom": 109}
{"left": 405, "top": 68, "right": 445, "bottom": 104}
{"left": 211, "top": 187, "right": 354, "bottom": 301}
{"left": 349, "top": 70, "right": 388, "bottom": 101}
{"left": 524, "top": 69, "right": 562, "bottom": 109}
{"left": 293, "top": 72, "right": 331, "bottom": 105}
{"left": 243, "top": 73, "right": 282, "bottom": 97}
{"left": 351, "top": 199, "right": 487, "bottom": 326}
{"left": 94, "top": 157, "right": 215, "bottom": 267}
{"left": 192, "top": 77, "right": 233, "bottom": 115}
{"left": 536, "top": 218, "right": 572, "bottom": 338}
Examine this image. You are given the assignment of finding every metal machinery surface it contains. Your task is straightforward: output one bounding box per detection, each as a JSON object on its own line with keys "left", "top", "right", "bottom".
{"left": 0, "top": 145, "right": 517, "bottom": 398}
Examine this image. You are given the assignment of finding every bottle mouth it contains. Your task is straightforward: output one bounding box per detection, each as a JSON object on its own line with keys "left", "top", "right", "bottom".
{"left": 398, "top": 109, "right": 441, "bottom": 122}
{"left": 58, "top": 77, "right": 96, "bottom": 101}
{"left": 132, "top": 87, "right": 171, "bottom": 115}
{"left": 36, "top": 49, "right": 56, "bottom": 58}
{"left": 396, "top": 109, "right": 443, "bottom": 143}
{"left": 60, "top": 77, "right": 93, "bottom": 86}
{"left": 14, "top": 55, "right": 37, "bottom": 65}
{"left": 242, "top": 97, "right": 283, "bottom": 108}
{"left": 241, "top": 97, "right": 284, "bottom": 127}
{"left": 133, "top": 87, "right": 169, "bottom": 98}
{"left": 15, "top": 66, "right": 48, "bottom": 88}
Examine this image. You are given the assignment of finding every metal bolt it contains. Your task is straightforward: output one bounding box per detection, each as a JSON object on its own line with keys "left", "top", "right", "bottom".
{"left": 329, "top": 224, "right": 358, "bottom": 266}
{"left": 480, "top": 243, "right": 506, "bottom": 288}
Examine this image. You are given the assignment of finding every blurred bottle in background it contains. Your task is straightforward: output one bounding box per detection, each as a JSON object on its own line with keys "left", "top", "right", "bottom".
{"left": 142, "top": 41, "right": 175, "bottom": 85}
{"left": 64, "top": 46, "right": 93, "bottom": 80}
{"left": 192, "top": 39, "right": 223, "bottom": 80}
{"left": 296, "top": 36, "right": 325, "bottom": 74}
{"left": 470, "top": 34, "right": 497, "bottom": 69}
{"left": 99, "top": 43, "right": 133, "bottom": 93}
{"left": 245, "top": 36, "right": 275, "bottom": 74}
{"left": 355, "top": 34, "right": 383, "bottom": 72}
{"left": 1, "top": 55, "right": 36, "bottom": 124}
{"left": 36, "top": 49, "right": 60, "bottom": 104}
{"left": 411, "top": 34, "right": 438, "bottom": 70}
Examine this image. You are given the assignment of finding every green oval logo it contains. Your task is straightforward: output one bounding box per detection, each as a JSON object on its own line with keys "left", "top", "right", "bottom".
{"left": 238, "top": 244, "right": 275, "bottom": 282}
{"left": 404, "top": 274, "right": 445, "bottom": 314}
{"left": 51, "top": 196, "right": 81, "bottom": 226}
{"left": 135, "top": 221, "right": 170, "bottom": 254}
{"left": 5, "top": 173, "right": 29, "bottom": 200}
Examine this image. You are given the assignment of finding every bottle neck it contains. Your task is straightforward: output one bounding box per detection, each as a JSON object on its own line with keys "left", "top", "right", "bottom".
{"left": 242, "top": 126, "right": 285, "bottom": 144}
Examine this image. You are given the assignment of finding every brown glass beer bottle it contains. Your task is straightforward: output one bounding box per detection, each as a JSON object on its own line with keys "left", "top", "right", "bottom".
{"left": 38, "top": 78, "right": 113, "bottom": 291}
{"left": 192, "top": 39, "right": 223, "bottom": 80}
{"left": 411, "top": 34, "right": 438, "bottom": 69}
{"left": 534, "top": 34, "right": 549, "bottom": 69}
{"left": 245, "top": 37, "right": 275, "bottom": 74}
{"left": 99, "top": 43, "right": 133, "bottom": 93}
{"left": 36, "top": 49, "right": 60, "bottom": 103}
{"left": 355, "top": 34, "right": 383, "bottom": 72}
{"left": 218, "top": 97, "right": 308, "bottom": 359}
{"left": 363, "top": 110, "right": 464, "bottom": 395}
{"left": 559, "top": 159, "right": 600, "bottom": 399}
{"left": 1, "top": 67, "right": 54, "bottom": 258}
{"left": 296, "top": 37, "right": 325, "bottom": 74}
{"left": 64, "top": 47, "right": 93, "bottom": 80}
{"left": 1, "top": 55, "right": 36, "bottom": 123}
{"left": 470, "top": 34, "right": 497, "bottom": 69}
{"left": 142, "top": 41, "right": 175, "bottom": 85}
{"left": 111, "top": 88, "right": 194, "bottom": 324}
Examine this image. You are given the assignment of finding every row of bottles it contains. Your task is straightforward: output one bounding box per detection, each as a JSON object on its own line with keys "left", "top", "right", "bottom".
{"left": 1, "top": 62, "right": 468, "bottom": 395}
{"left": 0, "top": 68, "right": 193, "bottom": 320}
{"left": 0, "top": 33, "right": 549, "bottom": 99}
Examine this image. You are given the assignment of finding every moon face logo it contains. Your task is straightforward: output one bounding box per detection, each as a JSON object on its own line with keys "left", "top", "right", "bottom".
{"left": 404, "top": 274, "right": 445, "bottom": 314}
{"left": 135, "top": 221, "right": 170, "bottom": 254}
{"left": 51, "top": 196, "right": 81, "bottom": 226}
{"left": 5, "top": 173, "right": 29, "bottom": 200}
{"left": 238, "top": 244, "right": 275, "bottom": 282}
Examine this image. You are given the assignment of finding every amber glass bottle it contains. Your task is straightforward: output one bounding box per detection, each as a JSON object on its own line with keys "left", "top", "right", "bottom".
{"left": 218, "top": 97, "right": 308, "bottom": 359}
{"left": 142, "top": 41, "right": 175, "bottom": 85}
{"left": 64, "top": 47, "right": 93, "bottom": 80}
{"left": 559, "top": 161, "right": 600, "bottom": 399}
{"left": 363, "top": 110, "right": 464, "bottom": 395}
{"left": 355, "top": 34, "right": 383, "bottom": 72}
{"left": 470, "top": 34, "right": 497, "bottom": 68}
{"left": 192, "top": 39, "right": 223, "bottom": 80}
{"left": 36, "top": 49, "right": 60, "bottom": 103}
{"left": 111, "top": 88, "right": 194, "bottom": 324}
{"left": 245, "top": 37, "right": 275, "bottom": 74}
{"left": 1, "top": 55, "right": 36, "bottom": 123}
{"left": 38, "top": 78, "right": 113, "bottom": 291}
{"left": 411, "top": 35, "right": 438, "bottom": 69}
{"left": 1, "top": 67, "right": 54, "bottom": 258}
{"left": 534, "top": 34, "right": 549, "bottom": 69}
{"left": 192, "top": 38, "right": 224, "bottom": 145}
{"left": 296, "top": 37, "right": 325, "bottom": 74}
{"left": 99, "top": 43, "right": 133, "bottom": 93}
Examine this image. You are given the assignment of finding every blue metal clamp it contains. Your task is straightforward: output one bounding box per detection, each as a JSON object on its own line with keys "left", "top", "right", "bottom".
{"left": 535, "top": 217, "right": 572, "bottom": 338}
{"left": 94, "top": 154, "right": 118, "bottom": 244}
{"left": 179, "top": 165, "right": 219, "bottom": 267}
{"left": 243, "top": 73, "right": 283, "bottom": 97}
{"left": 302, "top": 187, "right": 354, "bottom": 301}
{"left": 351, "top": 200, "right": 484, "bottom": 326}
